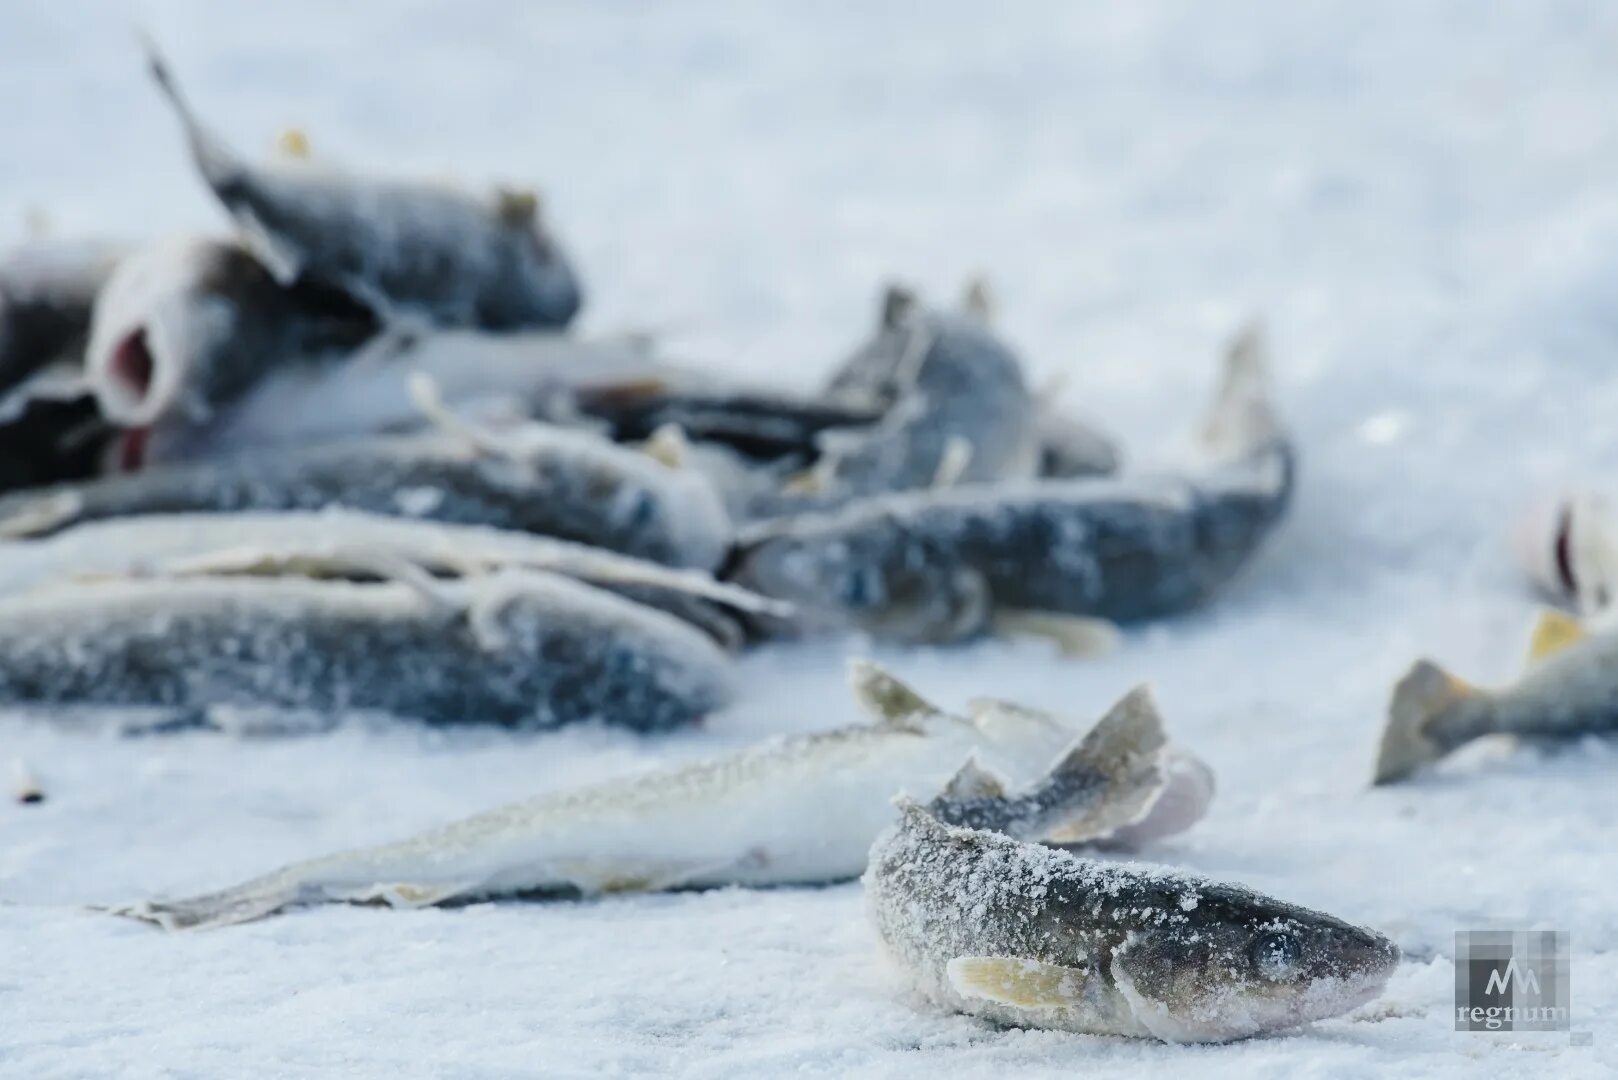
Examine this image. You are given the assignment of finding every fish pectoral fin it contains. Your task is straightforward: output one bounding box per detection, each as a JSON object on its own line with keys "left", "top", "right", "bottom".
{"left": 549, "top": 856, "right": 745, "bottom": 895}
{"left": 947, "top": 955, "right": 1094, "bottom": 1010}
{"left": 1527, "top": 609, "right": 1586, "bottom": 665}
{"left": 639, "top": 423, "right": 690, "bottom": 469}
{"left": 202, "top": 705, "right": 339, "bottom": 737}
{"left": 991, "top": 609, "right": 1120, "bottom": 659}
{"left": 335, "top": 882, "right": 476, "bottom": 909}
{"left": 931, "top": 436, "right": 975, "bottom": 489}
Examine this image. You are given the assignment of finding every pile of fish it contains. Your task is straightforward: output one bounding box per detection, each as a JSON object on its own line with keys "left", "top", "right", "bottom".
{"left": 0, "top": 41, "right": 1456, "bottom": 1049}
{"left": 0, "top": 42, "right": 1298, "bottom": 734}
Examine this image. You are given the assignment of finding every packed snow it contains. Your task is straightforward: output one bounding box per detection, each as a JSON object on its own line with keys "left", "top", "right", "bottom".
{"left": 4, "top": 1, "right": 1618, "bottom": 1075}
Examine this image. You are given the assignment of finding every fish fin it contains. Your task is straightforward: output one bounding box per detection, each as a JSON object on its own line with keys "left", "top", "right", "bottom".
{"left": 991, "top": 609, "right": 1121, "bottom": 659}
{"left": 493, "top": 187, "right": 540, "bottom": 228}
{"left": 0, "top": 490, "right": 83, "bottom": 539}
{"left": 139, "top": 33, "right": 243, "bottom": 191}
{"left": 931, "top": 436, "right": 975, "bottom": 489}
{"left": 276, "top": 128, "right": 311, "bottom": 160}
{"left": 201, "top": 705, "right": 340, "bottom": 737}
{"left": 1373, "top": 659, "right": 1476, "bottom": 784}
{"left": 640, "top": 423, "right": 689, "bottom": 469}
{"left": 880, "top": 283, "right": 919, "bottom": 329}
{"left": 781, "top": 461, "right": 833, "bottom": 494}
{"left": 1040, "top": 685, "right": 1171, "bottom": 844}
{"left": 938, "top": 754, "right": 1008, "bottom": 800}
{"left": 847, "top": 660, "right": 939, "bottom": 730}
{"left": 1199, "top": 317, "right": 1282, "bottom": 461}
{"left": 960, "top": 275, "right": 994, "bottom": 323}
{"left": 407, "top": 373, "right": 531, "bottom": 465}
{"left": 110, "top": 879, "right": 305, "bottom": 931}
{"left": 160, "top": 544, "right": 463, "bottom": 613}
{"left": 333, "top": 881, "right": 476, "bottom": 909}
{"left": 1527, "top": 609, "right": 1587, "bottom": 665}
{"left": 947, "top": 955, "right": 1093, "bottom": 1010}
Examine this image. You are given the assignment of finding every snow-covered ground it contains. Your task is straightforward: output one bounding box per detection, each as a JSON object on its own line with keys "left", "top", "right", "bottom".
{"left": 5, "top": 2, "right": 1618, "bottom": 1075}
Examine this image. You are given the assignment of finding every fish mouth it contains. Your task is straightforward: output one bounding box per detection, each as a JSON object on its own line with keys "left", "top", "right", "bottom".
{"left": 93, "top": 323, "right": 175, "bottom": 429}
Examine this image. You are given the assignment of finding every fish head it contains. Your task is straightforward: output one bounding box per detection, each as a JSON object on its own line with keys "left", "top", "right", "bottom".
{"left": 1513, "top": 490, "right": 1618, "bottom": 616}
{"left": 1109, "top": 882, "right": 1399, "bottom": 1042}
{"left": 86, "top": 238, "right": 284, "bottom": 468}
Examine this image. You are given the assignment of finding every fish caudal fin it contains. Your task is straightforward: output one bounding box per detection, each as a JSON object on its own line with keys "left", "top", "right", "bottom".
{"left": 139, "top": 34, "right": 242, "bottom": 190}
{"left": 1200, "top": 319, "right": 1283, "bottom": 462}
{"left": 1373, "top": 659, "right": 1476, "bottom": 785}
{"left": 1042, "top": 684, "right": 1170, "bottom": 844}
{"left": 110, "top": 878, "right": 305, "bottom": 931}
{"left": 1526, "top": 608, "right": 1587, "bottom": 666}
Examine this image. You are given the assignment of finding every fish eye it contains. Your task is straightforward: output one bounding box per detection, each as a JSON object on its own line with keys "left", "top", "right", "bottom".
{"left": 1250, "top": 931, "right": 1301, "bottom": 981}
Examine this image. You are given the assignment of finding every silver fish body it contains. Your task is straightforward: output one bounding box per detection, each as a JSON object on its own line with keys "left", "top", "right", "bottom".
{"left": 865, "top": 803, "right": 1399, "bottom": 1042}
{"left": 113, "top": 663, "right": 1188, "bottom": 930}
{"left": 729, "top": 448, "right": 1293, "bottom": 643}
{"left": 0, "top": 426, "right": 732, "bottom": 569}
{"left": 0, "top": 570, "right": 729, "bottom": 732}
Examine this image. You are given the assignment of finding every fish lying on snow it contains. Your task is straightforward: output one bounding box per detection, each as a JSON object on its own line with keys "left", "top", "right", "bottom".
{"left": 0, "top": 404, "right": 731, "bottom": 569}
{"left": 86, "top": 236, "right": 375, "bottom": 469}
{"left": 145, "top": 42, "right": 582, "bottom": 332}
{"left": 729, "top": 323, "right": 1293, "bottom": 645}
{"left": 0, "top": 238, "right": 126, "bottom": 396}
{"left": 865, "top": 801, "right": 1399, "bottom": 1042}
{"left": 1375, "top": 609, "right": 1618, "bottom": 783}
{"left": 112, "top": 662, "right": 1209, "bottom": 929}
{"left": 0, "top": 567, "right": 730, "bottom": 733}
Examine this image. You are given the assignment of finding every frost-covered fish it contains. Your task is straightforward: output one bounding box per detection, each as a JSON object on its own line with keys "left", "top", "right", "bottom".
{"left": 0, "top": 567, "right": 729, "bottom": 733}
{"left": 729, "top": 325, "right": 1293, "bottom": 644}
{"left": 0, "top": 417, "right": 732, "bottom": 569}
{"left": 146, "top": 43, "right": 581, "bottom": 332}
{"left": 1375, "top": 609, "right": 1618, "bottom": 783}
{"left": 112, "top": 662, "right": 1200, "bottom": 930}
{"left": 797, "top": 284, "right": 1036, "bottom": 499}
{"left": 865, "top": 802, "right": 1399, "bottom": 1043}
{"left": 87, "top": 236, "right": 374, "bottom": 469}
{"left": 0, "top": 238, "right": 126, "bottom": 395}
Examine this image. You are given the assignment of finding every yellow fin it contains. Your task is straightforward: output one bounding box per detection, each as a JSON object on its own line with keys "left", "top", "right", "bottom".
{"left": 946, "top": 955, "right": 1092, "bottom": 1009}
{"left": 277, "top": 128, "right": 311, "bottom": 159}
{"left": 1528, "top": 609, "right": 1587, "bottom": 664}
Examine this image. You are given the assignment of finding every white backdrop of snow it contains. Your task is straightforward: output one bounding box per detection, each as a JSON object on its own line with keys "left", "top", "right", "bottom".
{"left": 3, "top": 1, "right": 1618, "bottom": 1076}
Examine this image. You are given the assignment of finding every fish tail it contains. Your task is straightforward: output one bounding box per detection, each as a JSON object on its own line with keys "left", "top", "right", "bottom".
{"left": 1199, "top": 319, "right": 1284, "bottom": 462}
{"left": 110, "top": 874, "right": 305, "bottom": 931}
{"left": 1374, "top": 659, "right": 1476, "bottom": 785}
{"left": 138, "top": 32, "right": 241, "bottom": 189}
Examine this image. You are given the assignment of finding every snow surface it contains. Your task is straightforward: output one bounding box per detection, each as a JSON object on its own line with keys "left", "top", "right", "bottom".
{"left": 5, "top": 1, "right": 1618, "bottom": 1075}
